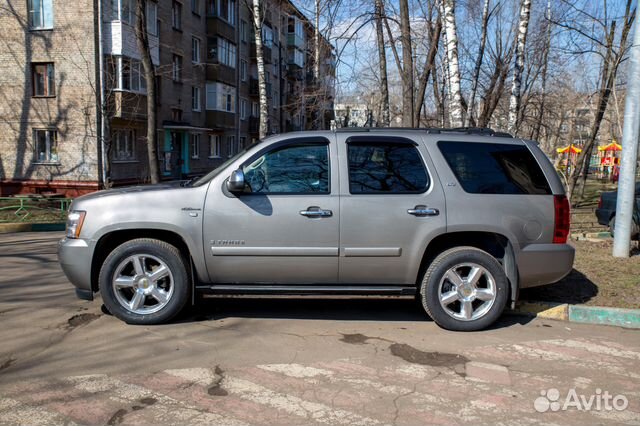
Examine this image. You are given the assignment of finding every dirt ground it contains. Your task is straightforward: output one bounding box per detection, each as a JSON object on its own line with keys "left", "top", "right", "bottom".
{"left": 521, "top": 239, "right": 640, "bottom": 309}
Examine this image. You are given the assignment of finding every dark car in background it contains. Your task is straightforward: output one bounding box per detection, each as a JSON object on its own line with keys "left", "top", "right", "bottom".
{"left": 595, "top": 182, "right": 640, "bottom": 239}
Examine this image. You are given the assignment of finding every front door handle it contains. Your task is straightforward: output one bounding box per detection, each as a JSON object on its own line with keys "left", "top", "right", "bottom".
{"left": 300, "top": 206, "right": 333, "bottom": 218}
{"left": 407, "top": 205, "right": 439, "bottom": 217}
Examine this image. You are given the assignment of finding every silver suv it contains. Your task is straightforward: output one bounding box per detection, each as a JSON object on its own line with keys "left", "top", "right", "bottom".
{"left": 58, "top": 128, "right": 574, "bottom": 331}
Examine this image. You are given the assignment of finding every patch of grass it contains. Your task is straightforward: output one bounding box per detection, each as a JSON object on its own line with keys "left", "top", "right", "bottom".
{"left": 520, "top": 239, "right": 640, "bottom": 309}
{"left": 0, "top": 198, "right": 68, "bottom": 223}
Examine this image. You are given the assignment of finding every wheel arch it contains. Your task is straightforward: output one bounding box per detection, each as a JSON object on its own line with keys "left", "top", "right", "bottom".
{"left": 91, "top": 229, "right": 197, "bottom": 297}
{"left": 417, "top": 231, "right": 519, "bottom": 308}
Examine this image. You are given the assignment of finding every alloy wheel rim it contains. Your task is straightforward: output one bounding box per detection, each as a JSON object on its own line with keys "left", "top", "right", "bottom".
{"left": 112, "top": 254, "right": 174, "bottom": 315}
{"left": 437, "top": 262, "right": 497, "bottom": 322}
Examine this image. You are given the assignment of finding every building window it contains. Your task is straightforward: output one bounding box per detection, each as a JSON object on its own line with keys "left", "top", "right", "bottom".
{"left": 32, "top": 63, "right": 55, "bottom": 97}
{"left": 192, "top": 86, "right": 201, "bottom": 111}
{"left": 111, "top": 57, "right": 146, "bottom": 92}
{"left": 172, "top": 1, "right": 182, "bottom": 30}
{"left": 28, "top": 0, "right": 53, "bottom": 29}
{"left": 209, "top": 37, "right": 236, "bottom": 68}
{"left": 209, "top": 135, "right": 221, "bottom": 158}
{"left": 240, "top": 98, "right": 247, "bottom": 120}
{"left": 208, "top": 0, "right": 236, "bottom": 25}
{"left": 251, "top": 101, "right": 259, "bottom": 117}
{"left": 112, "top": 129, "right": 136, "bottom": 161}
{"left": 172, "top": 54, "right": 183, "bottom": 81}
{"left": 171, "top": 108, "right": 183, "bottom": 121}
{"left": 240, "top": 60, "right": 247, "bottom": 81}
{"left": 240, "top": 136, "right": 246, "bottom": 149}
{"left": 240, "top": 20, "right": 248, "bottom": 42}
{"left": 227, "top": 135, "right": 236, "bottom": 157}
{"left": 146, "top": 2, "right": 158, "bottom": 35}
{"left": 191, "top": 0, "right": 201, "bottom": 15}
{"left": 262, "top": 26, "right": 274, "bottom": 48}
{"left": 191, "top": 133, "right": 201, "bottom": 159}
{"left": 34, "top": 129, "right": 58, "bottom": 163}
{"left": 192, "top": 36, "right": 201, "bottom": 63}
{"left": 206, "top": 81, "right": 236, "bottom": 112}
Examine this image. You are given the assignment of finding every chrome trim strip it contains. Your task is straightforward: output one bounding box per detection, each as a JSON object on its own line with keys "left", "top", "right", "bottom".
{"left": 211, "top": 246, "right": 339, "bottom": 256}
{"left": 343, "top": 247, "right": 402, "bottom": 257}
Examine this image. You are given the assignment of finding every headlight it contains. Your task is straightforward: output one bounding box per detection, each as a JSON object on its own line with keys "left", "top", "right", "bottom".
{"left": 66, "top": 211, "right": 86, "bottom": 239}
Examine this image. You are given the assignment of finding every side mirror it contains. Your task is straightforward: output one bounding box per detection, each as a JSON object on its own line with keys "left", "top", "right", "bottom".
{"left": 227, "top": 169, "right": 245, "bottom": 192}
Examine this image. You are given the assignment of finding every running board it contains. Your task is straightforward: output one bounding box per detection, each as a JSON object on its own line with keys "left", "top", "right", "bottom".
{"left": 197, "top": 285, "right": 417, "bottom": 296}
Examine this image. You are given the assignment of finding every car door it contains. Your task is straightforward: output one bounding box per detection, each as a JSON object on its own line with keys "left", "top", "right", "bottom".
{"left": 337, "top": 133, "right": 447, "bottom": 285}
{"left": 202, "top": 135, "right": 340, "bottom": 284}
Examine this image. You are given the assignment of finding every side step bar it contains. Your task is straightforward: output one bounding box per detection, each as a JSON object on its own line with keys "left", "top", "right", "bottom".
{"left": 197, "top": 285, "right": 417, "bottom": 296}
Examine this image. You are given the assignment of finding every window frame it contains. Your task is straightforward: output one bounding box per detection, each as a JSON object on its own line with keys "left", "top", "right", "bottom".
{"left": 192, "top": 36, "right": 202, "bottom": 63}
{"left": 191, "top": 133, "right": 201, "bottom": 159}
{"left": 192, "top": 86, "right": 201, "bottom": 111}
{"left": 32, "top": 62, "right": 55, "bottom": 97}
{"left": 346, "top": 136, "right": 430, "bottom": 195}
{"left": 33, "top": 128, "right": 59, "bottom": 164}
{"left": 209, "top": 134, "right": 222, "bottom": 158}
{"left": 236, "top": 137, "right": 332, "bottom": 196}
{"left": 172, "top": 54, "right": 183, "bottom": 82}
{"left": 172, "top": 0, "right": 182, "bottom": 30}
{"left": 112, "top": 129, "right": 137, "bottom": 162}
{"left": 28, "top": 0, "right": 54, "bottom": 30}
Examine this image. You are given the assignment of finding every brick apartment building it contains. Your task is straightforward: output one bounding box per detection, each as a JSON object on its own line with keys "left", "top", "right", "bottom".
{"left": 0, "top": 0, "right": 335, "bottom": 196}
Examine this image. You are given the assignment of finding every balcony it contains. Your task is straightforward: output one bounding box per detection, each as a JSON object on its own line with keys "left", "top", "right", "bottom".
{"left": 206, "top": 16, "right": 236, "bottom": 42}
{"left": 249, "top": 78, "right": 259, "bottom": 96}
{"left": 286, "top": 67, "right": 304, "bottom": 81}
{"left": 110, "top": 91, "right": 147, "bottom": 120}
{"left": 287, "top": 33, "right": 304, "bottom": 49}
{"left": 206, "top": 110, "right": 236, "bottom": 129}
{"left": 287, "top": 48, "right": 305, "bottom": 69}
{"left": 206, "top": 63, "right": 237, "bottom": 87}
{"left": 103, "top": 22, "right": 159, "bottom": 65}
{"left": 250, "top": 43, "right": 273, "bottom": 63}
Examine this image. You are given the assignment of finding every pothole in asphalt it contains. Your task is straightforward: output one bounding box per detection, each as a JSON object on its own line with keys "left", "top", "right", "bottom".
{"left": 340, "top": 333, "right": 372, "bottom": 344}
{"left": 389, "top": 343, "right": 469, "bottom": 368}
{"left": 208, "top": 365, "right": 228, "bottom": 396}
{"left": 66, "top": 313, "right": 101, "bottom": 329}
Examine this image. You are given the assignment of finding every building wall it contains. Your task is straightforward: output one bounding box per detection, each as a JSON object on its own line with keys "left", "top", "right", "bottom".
{"left": 0, "top": 0, "right": 99, "bottom": 196}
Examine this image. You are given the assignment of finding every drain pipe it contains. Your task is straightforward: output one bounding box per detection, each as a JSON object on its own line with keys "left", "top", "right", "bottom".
{"left": 97, "top": 0, "right": 107, "bottom": 188}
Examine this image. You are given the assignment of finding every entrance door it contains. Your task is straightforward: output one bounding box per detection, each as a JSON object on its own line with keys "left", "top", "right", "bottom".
{"left": 202, "top": 136, "right": 340, "bottom": 284}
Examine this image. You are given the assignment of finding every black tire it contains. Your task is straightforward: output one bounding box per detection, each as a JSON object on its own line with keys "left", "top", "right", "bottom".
{"left": 98, "top": 238, "right": 190, "bottom": 325}
{"left": 420, "top": 247, "right": 509, "bottom": 331}
{"left": 609, "top": 216, "right": 640, "bottom": 240}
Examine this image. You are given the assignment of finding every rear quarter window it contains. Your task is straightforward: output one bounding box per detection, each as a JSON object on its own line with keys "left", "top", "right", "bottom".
{"left": 438, "top": 141, "right": 551, "bottom": 195}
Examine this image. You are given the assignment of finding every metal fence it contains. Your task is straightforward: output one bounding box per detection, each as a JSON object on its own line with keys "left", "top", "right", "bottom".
{"left": 0, "top": 197, "right": 72, "bottom": 223}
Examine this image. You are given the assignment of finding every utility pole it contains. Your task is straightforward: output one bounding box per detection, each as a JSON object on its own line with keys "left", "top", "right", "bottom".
{"left": 612, "top": 16, "right": 640, "bottom": 258}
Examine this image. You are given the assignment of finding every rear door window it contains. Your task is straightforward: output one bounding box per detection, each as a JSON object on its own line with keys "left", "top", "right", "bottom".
{"left": 347, "top": 141, "right": 429, "bottom": 194}
{"left": 438, "top": 141, "right": 551, "bottom": 195}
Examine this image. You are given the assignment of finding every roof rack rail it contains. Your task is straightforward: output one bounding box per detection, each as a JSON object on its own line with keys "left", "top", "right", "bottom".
{"left": 333, "top": 126, "right": 513, "bottom": 138}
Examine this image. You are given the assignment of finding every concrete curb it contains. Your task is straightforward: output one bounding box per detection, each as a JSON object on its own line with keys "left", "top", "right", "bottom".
{"left": 508, "top": 301, "right": 640, "bottom": 329}
{"left": 0, "top": 222, "right": 65, "bottom": 234}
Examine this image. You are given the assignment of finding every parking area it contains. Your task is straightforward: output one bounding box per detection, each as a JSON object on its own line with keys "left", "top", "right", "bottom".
{"left": 1, "top": 232, "right": 639, "bottom": 425}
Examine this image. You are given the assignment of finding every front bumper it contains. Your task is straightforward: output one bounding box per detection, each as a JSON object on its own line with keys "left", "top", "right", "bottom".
{"left": 517, "top": 243, "right": 575, "bottom": 288}
{"left": 58, "top": 237, "right": 94, "bottom": 300}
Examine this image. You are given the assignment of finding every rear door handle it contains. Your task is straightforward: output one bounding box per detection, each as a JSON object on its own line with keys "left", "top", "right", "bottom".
{"left": 407, "top": 205, "right": 439, "bottom": 216}
{"left": 300, "top": 206, "right": 333, "bottom": 218}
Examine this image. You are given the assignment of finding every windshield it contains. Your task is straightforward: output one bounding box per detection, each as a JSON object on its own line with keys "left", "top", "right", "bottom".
{"left": 189, "top": 144, "right": 254, "bottom": 187}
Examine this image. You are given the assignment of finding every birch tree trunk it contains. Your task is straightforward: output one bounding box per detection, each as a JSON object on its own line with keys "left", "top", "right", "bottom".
{"left": 441, "top": 0, "right": 464, "bottom": 128}
{"left": 507, "top": 0, "right": 532, "bottom": 136}
{"left": 533, "top": 0, "right": 551, "bottom": 142}
{"left": 251, "top": 0, "right": 269, "bottom": 139}
{"left": 399, "top": 0, "right": 414, "bottom": 127}
{"left": 375, "top": 0, "right": 390, "bottom": 126}
{"left": 135, "top": 0, "right": 160, "bottom": 184}
{"left": 468, "top": 0, "right": 491, "bottom": 127}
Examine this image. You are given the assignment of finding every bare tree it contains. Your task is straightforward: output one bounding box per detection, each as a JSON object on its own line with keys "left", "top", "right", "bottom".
{"left": 562, "top": 0, "right": 636, "bottom": 201}
{"left": 440, "top": 0, "right": 464, "bottom": 127}
{"left": 468, "top": 0, "right": 491, "bottom": 127}
{"left": 414, "top": 0, "right": 441, "bottom": 124}
{"left": 135, "top": 0, "right": 160, "bottom": 184}
{"left": 374, "top": 0, "right": 390, "bottom": 126}
{"left": 247, "top": 0, "right": 269, "bottom": 139}
{"left": 399, "top": 0, "right": 414, "bottom": 126}
{"left": 507, "top": 0, "right": 532, "bottom": 136}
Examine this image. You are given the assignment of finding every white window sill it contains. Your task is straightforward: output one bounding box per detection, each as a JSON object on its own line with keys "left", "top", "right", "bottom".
{"left": 33, "top": 162, "right": 60, "bottom": 165}
{"left": 208, "top": 156, "right": 221, "bottom": 159}
{"left": 113, "top": 89, "right": 147, "bottom": 95}
{"left": 112, "top": 160, "right": 139, "bottom": 164}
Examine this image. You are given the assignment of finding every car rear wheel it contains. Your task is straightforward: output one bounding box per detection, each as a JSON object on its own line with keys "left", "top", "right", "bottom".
{"left": 98, "top": 238, "right": 190, "bottom": 325}
{"left": 420, "top": 247, "right": 509, "bottom": 331}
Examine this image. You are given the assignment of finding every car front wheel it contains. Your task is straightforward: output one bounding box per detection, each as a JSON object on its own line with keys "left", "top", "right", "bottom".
{"left": 98, "top": 238, "right": 190, "bottom": 325}
{"left": 420, "top": 247, "right": 509, "bottom": 331}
